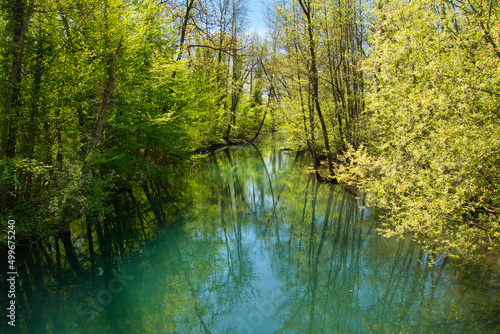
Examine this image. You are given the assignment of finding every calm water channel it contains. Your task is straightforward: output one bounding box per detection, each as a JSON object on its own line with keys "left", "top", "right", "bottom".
{"left": 2, "top": 142, "right": 500, "bottom": 333}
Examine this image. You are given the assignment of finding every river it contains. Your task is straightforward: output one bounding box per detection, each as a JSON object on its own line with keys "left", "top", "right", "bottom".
{"left": 1, "top": 142, "right": 500, "bottom": 333}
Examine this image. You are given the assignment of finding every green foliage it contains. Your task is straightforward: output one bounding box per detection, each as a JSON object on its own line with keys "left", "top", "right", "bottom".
{"left": 337, "top": 0, "right": 500, "bottom": 262}
{"left": 0, "top": 0, "right": 266, "bottom": 241}
{"left": 267, "top": 0, "right": 366, "bottom": 180}
{"left": 0, "top": 158, "right": 113, "bottom": 241}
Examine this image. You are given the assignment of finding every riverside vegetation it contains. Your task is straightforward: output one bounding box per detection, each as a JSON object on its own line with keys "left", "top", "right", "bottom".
{"left": 1, "top": 0, "right": 499, "bottom": 264}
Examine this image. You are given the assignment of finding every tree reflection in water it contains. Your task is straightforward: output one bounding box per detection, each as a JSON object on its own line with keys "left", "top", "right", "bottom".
{"left": 2, "top": 143, "right": 500, "bottom": 333}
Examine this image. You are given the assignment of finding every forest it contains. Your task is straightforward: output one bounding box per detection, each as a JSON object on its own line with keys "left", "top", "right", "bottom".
{"left": 1, "top": 0, "right": 499, "bottom": 263}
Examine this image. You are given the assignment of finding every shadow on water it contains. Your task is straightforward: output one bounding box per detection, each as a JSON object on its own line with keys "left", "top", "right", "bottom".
{"left": 1, "top": 143, "right": 500, "bottom": 333}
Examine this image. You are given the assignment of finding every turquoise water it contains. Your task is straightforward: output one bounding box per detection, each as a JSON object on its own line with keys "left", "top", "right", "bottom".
{"left": 2, "top": 143, "right": 500, "bottom": 333}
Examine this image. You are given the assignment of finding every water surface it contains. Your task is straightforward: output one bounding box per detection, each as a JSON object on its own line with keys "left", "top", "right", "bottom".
{"left": 2, "top": 143, "right": 500, "bottom": 333}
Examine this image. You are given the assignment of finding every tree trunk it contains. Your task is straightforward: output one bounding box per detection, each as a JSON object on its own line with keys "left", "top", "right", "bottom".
{"left": 247, "top": 100, "right": 268, "bottom": 144}
{"left": 171, "top": 0, "right": 195, "bottom": 80}
{"left": 1, "top": 0, "right": 32, "bottom": 159}
{"left": 298, "top": 0, "right": 335, "bottom": 177}
{"left": 23, "top": 28, "right": 44, "bottom": 157}
{"left": 85, "top": 37, "right": 123, "bottom": 172}
{"left": 307, "top": 79, "right": 323, "bottom": 182}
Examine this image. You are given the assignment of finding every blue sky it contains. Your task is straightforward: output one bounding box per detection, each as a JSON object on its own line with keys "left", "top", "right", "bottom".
{"left": 247, "top": 0, "right": 266, "bottom": 30}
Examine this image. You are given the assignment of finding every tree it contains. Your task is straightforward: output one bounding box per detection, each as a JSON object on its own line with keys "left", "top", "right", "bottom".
{"left": 1, "top": 0, "right": 33, "bottom": 159}
{"left": 0, "top": 0, "right": 266, "bottom": 241}
{"left": 267, "top": 0, "right": 366, "bottom": 181}
{"left": 298, "top": 0, "right": 335, "bottom": 178}
{"left": 336, "top": 0, "right": 500, "bottom": 262}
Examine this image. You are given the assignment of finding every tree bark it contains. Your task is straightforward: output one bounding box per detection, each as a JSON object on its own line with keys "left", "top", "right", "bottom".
{"left": 298, "top": 0, "right": 335, "bottom": 177}
{"left": 1, "top": 0, "right": 32, "bottom": 159}
{"left": 85, "top": 37, "right": 123, "bottom": 172}
{"left": 247, "top": 101, "right": 268, "bottom": 144}
{"left": 171, "top": 0, "right": 195, "bottom": 81}
{"left": 23, "top": 28, "right": 44, "bottom": 157}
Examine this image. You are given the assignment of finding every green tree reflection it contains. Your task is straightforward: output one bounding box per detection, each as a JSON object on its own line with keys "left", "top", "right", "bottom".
{"left": 2, "top": 144, "right": 500, "bottom": 333}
